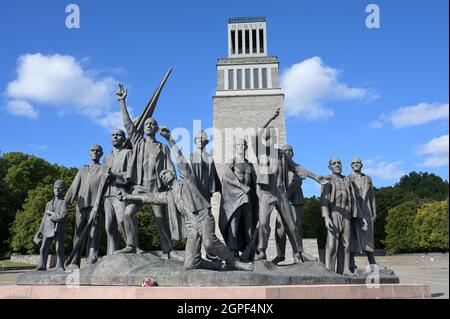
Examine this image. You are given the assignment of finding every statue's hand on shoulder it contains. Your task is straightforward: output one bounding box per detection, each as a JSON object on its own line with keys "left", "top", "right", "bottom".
{"left": 316, "top": 175, "right": 331, "bottom": 185}
{"left": 116, "top": 83, "right": 128, "bottom": 101}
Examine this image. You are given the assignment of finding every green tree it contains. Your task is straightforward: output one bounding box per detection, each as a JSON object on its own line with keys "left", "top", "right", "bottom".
{"left": 302, "top": 197, "right": 327, "bottom": 249}
{"left": 137, "top": 205, "right": 186, "bottom": 251}
{"left": 0, "top": 152, "right": 77, "bottom": 256}
{"left": 137, "top": 206, "right": 161, "bottom": 251}
{"left": 0, "top": 156, "right": 15, "bottom": 255}
{"left": 2, "top": 152, "right": 60, "bottom": 208}
{"left": 414, "top": 199, "right": 449, "bottom": 252}
{"left": 373, "top": 171, "right": 448, "bottom": 249}
{"left": 396, "top": 172, "right": 449, "bottom": 201}
{"left": 10, "top": 183, "right": 77, "bottom": 255}
{"left": 384, "top": 200, "right": 422, "bottom": 253}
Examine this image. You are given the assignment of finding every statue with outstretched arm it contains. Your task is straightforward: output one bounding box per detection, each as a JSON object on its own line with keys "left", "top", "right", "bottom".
{"left": 117, "top": 126, "right": 253, "bottom": 272}
{"left": 250, "top": 107, "right": 329, "bottom": 263}
{"left": 116, "top": 84, "right": 176, "bottom": 257}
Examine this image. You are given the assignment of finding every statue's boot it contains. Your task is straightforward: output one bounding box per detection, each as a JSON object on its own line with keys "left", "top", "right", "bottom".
{"left": 234, "top": 260, "right": 254, "bottom": 271}
{"left": 114, "top": 245, "right": 136, "bottom": 254}
{"left": 271, "top": 256, "right": 285, "bottom": 265}
{"left": 293, "top": 253, "right": 304, "bottom": 264}
{"left": 51, "top": 265, "right": 65, "bottom": 271}
{"left": 368, "top": 263, "right": 386, "bottom": 272}
{"left": 168, "top": 250, "right": 185, "bottom": 261}
{"left": 35, "top": 265, "right": 46, "bottom": 271}
{"left": 206, "top": 253, "right": 220, "bottom": 262}
{"left": 301, "top": 251, "right": 318, "bottom": 262}
{"left": 66, "top": 263, "right": 80, "bottom": 270}
{"left": 254, "top": 250, "right": 267, "bottom": 261}
{"left": 343, "top": 271, "right": 357, "bottom": 276}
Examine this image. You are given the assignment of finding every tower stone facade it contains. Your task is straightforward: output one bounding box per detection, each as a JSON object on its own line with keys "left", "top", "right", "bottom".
{"left": 211, "top": 17, "right": 286, "bottom": 259}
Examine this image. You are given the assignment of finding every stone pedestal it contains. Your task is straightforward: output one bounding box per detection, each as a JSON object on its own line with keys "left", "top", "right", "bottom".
{"left": 1, "top": 284, "right": 431, "bottom": 299}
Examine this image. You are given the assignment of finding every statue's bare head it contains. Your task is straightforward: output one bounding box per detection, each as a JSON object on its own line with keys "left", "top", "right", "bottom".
{"left": 351, "top": 157, "right": 363, "bottom": 173}
{"left": 111, "top": 129, "right": 126, "bottom": 147}
{"left": 89, "top": 144, "right": 103, "bottom": 163}
{"left": 144, "top": 117, "right": 158, "bottom": 137}
{"left": 53, "top": 179, "right": 66, "bottom": 198}
{"left": 235, "top": 137, "right": 248, "bottom": 158}
{"left": 194, "top": 131, "right": 209, "bottom": 150}
{"left": 281, "top": 144, "right": 294, "bottom": 158}
{"left": 328, "top": 157, "right": 342, "bottom": 175}
{"left": 159, "top": 169, "right": 175, "bottom": 186}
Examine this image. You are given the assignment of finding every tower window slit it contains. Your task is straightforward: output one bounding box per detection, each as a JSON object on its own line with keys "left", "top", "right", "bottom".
{"left": 228, "top": 69, "right": 234, "bottom": 90}
{"left": 245, "top": 30, "right": 250, "bottom": 54}
{"left": 253, "top": 68, "right": 259, "bottom": 89}
{"left": 259, "top": 29, "right": 264, "bottom": 53}
{"left": 262, "top": 68, "right": 267, "bottom": 88}
{"left": 237, "top": 69, "right": 242, "bottom": 89}
{"left": 238, "top": 30, "right": 243, "bottom": 54}
{"left": 231, "top": 30, "right": 236, "bottom": 55}
{"left": 245, "top": 69, "right": 251, "bottom": 89}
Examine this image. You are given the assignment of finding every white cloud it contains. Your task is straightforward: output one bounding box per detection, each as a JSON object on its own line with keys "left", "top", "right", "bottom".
{"left": 363, "top": 158, "right": 405, "bottom": 181}
{"left": 5, "top": 99, "right": 39, "bottom": 119}
{"left": 26, "top": 144, "right": 48, "bottom": 151}
{"left": 369, "top": 119, "right": 384, "bottom": 129}
{"left": 96, "top": 111, "right": 124, "bottom": 130}
{"left": 4, "top": 53, "right": 120, "bottom": 129}
{"left": 280, "top": 56, "right": 375, "bottom": 120}
{"left": 373, "top": 102, "right": 449, "bottom": 129}
{"left": 418, "top": 134, "right": 449, "bottom": 168}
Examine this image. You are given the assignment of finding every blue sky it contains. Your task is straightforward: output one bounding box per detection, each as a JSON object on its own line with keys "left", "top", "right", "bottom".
{"left": 0, "top": 0, "right": 448, "bottom": 197}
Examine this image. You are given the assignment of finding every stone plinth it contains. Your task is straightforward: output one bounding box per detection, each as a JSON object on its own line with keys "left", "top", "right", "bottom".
{"left": 17, "top": 252, "right": 399, "bottom": 286}
{"left": 0, "top": 284, "right": 431, "bottom": 299}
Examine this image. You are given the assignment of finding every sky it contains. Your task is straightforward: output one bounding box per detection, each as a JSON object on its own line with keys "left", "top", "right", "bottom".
{"left": 0, "top": 0, "right": 448, "bottom": 197}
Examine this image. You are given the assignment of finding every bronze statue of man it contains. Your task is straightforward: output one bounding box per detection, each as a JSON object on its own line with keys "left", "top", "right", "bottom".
{"left": 34, "top": 180, "right": 68, "bottom": 271}
{"left": 348, "top": 157, "right": 378, "bottom": 271}
{"left": 321, "top": 157, "right": 367, "bottom": 274}
{"left": 272, "top": 144, "right": 317, "bottom": 264}
{"left": 219, "top": 138, "right": 258, "bottom": 259}
{"left": 188, "top": 130, "right": 221, "bottom": 203}
{"left": 118, "top": 126, "right": 253, "bottom": 272}
{"left": 116, "top": 84, "right": 176, "bottom": 256}
{"left": 251, "top": 108, "right": 327, "bottom": 263}
{"left": 103, "top": 129, "right": 132, "bottom": 255}
{"left": 65, "top": 144, "right": 104, "bottom": 268}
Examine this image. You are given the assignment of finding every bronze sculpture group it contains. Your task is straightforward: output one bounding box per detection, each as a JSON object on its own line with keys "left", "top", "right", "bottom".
{"left": 34, "top": 72, "right": 379, "bottom": 276}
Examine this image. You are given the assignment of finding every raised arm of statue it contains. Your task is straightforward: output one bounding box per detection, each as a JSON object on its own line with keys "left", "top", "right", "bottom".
{"left": 261, "top": 106, "right": 281, "bottom": 128}
{"left": 159, "top": 126, "right": 192, "bottom": 180}
{"left": 116, "top": 84, "right": 142, "bottom": 145}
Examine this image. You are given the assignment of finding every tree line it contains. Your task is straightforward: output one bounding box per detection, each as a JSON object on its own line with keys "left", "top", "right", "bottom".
{"left": 0, "top": 152, "right": 448, "bottom": 256}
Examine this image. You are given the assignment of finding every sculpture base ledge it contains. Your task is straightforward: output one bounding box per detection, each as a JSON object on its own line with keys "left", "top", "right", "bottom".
{"left": 0, "top": 284, "right": 431, "bottom": 299}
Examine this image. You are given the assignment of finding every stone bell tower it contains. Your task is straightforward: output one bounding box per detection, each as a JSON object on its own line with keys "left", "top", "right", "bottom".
{"left": 211, "top": 17, "right": 286, "bottom": 259}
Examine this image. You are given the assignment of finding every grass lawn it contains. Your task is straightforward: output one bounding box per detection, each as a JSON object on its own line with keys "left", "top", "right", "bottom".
{"left": 0, "top": 259, "right": 36, "bottom": 269}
